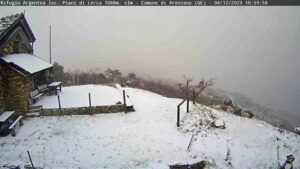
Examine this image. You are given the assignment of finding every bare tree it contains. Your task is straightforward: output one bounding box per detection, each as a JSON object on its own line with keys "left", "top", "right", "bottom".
{"left": 178, "top": 76, "right": 215, "bottom": 103}
{"left": 178, "top": 75, "right": 193, "bottom": 98}
{"left": 191, "top": 78, "right": 215, "bottom": 104}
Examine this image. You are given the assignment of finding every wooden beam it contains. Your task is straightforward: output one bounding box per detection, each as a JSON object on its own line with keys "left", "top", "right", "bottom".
{"left": 27, "top": 150, "right": 35, "bottom": 169}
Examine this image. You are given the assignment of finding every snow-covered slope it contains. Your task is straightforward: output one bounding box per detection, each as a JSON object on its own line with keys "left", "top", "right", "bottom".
{"left": 1, "top": 86, "right": 299, "bottom": 169}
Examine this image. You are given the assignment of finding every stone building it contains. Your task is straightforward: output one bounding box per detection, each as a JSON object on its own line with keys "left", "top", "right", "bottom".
{"left": 0, "top": 13, "right": 53, "bottom": 115}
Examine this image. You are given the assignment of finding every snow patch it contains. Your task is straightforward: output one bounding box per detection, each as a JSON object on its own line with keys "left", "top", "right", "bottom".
{"left": 34, "top": 84, "right": 132, "bottom": 109}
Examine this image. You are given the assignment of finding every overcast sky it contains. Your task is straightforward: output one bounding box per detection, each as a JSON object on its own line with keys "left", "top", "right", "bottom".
{"left": 1, "top": 7, "right": 299, "bottom": 115}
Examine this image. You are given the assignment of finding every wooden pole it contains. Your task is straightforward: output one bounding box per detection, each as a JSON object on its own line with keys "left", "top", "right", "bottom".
{"left": 123, "top": 90, "right": 127, "bottom": 113}
{"left": 177, "top": 105, "right": 180, "bottom": 127}
{"left": 57, "top": 95, "right": 61, "bottom": 115}
{"left": 177, "top": 99, "right": 187, "bottom": 127}
{"left": 186, "top": 80, "right": 189, "bottom": 97}
{"left": 27, "top": 150, "right": 35, "bottom": 169}
{"left": 193, "top": 91, "right": 195, "bottom": 104}
{"left": 186, "top": 80, "right": 190, "bottom": 112}
{"left": 187, "top": 133, "right": 194, "bottom": 150}
{"left": 89, "top": 93, "right": 92, "bottom": 115}
{"left": 187, "top": 97, "right": 189, "bottom": 113}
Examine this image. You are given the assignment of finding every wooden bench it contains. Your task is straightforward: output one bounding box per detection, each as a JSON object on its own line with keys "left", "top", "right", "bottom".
{"left": 37, "top": 84, "right": 49, "bottom": 94}
{"left": 29, "top": 90, "right": 43, "bottom": 103}
{"left": 8, "top": 115, "right": 23, "bottom": 136}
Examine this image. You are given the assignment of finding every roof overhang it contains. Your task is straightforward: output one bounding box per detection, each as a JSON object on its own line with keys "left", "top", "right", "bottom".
{"left": 0, "top": 53, "right": 53, "bottom": 76}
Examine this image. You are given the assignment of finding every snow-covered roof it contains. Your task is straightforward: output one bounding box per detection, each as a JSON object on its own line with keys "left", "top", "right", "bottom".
{"left": 1, "top": 53, "right": 52, "bottom": 74}
{"left": 0, "top": 13, "right": 35, "bottom": 42}
{"left": 0, "top": 13, "right": 22, "bottom": 37}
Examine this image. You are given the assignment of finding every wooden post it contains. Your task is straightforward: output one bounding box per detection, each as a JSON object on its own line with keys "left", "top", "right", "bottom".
{"left": 57, "top": 95, "right": 61, "bottom": 116}
{"left": 187, "top": 133, "right": 194, "bottom": 150}
{"left": 186, "top": 80, "right": 189, "bottom": 97}
{"left": 187, "top": 97, "right": 189, "bottom": 113}
{"left": 193, "top": 91, "right": 195, "bottom": 104}
{"left": 27, "top": 150, "right": 35, "bottom": 169}
{"left": 123, "top": 90, "right": 127, "bottom": 113}
{"left": 186, "top": 80, "right": 190, "bottom": 112}
{"left": 177, "top": 99, "right": 187, "bottom": 127}
{"left": 177, "top": 105, "right": 180, "bottom": 127}
{"left": 89, "top": 93, "right": 92, "bottom": 115}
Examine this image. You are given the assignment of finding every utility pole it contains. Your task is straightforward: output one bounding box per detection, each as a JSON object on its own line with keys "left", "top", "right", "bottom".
{"left": 49, "top": 25, "right": 52, "bottom": 64}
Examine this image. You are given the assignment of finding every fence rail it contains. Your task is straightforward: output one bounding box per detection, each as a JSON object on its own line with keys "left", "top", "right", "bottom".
{"left": 177, "top": 96, "right": 189, "bottom": 127}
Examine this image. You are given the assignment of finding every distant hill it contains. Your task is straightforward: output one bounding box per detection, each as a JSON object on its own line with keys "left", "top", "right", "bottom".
{"left": 228, "top": 91, "right": 299, "bottom": 131}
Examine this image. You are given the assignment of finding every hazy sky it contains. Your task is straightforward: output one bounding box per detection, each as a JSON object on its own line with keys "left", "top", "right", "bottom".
{"left": 1, "top": 7, "right": 299, "bottom": 115}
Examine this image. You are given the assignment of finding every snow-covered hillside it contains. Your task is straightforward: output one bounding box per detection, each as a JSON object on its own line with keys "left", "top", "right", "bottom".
{"left": 0, "top": 86, "right": 299, "bottom": 169}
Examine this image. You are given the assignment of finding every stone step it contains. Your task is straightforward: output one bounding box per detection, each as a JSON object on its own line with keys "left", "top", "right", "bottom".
{"left": 28, "top": 108, "right": 41, "bottom": 112}
{"left": 26, "top": 112, "right": 40, "bottom": 118}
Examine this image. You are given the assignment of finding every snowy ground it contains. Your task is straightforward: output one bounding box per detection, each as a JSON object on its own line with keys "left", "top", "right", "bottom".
{"left": 1, "top": 86, "right": 300, "bottom": 169}
{"left": 34, "top": 85, "right": 132, "bottom": 109}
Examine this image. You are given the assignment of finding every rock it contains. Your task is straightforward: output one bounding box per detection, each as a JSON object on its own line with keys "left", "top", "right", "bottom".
{"left": 244, "top": 110, "right": 254, "bottom": 118}
{"left": 169, "top": 164, "right": 189, "bottom": 169}
{"left": 190, "top": 161, "right": 206, "bottom": 169}
{"left": 224, "top": 100, "right": 234, "bottom": 107}
{"left": 277, "top": 128, "right": 285, "bottom": 133}
{"left": 170, "top": 161, "right": 207, "bottom": 169}
{"left": 294, "top": 127, "right": 300, "bottom": 135}
{"left": 212, "top": 120, "right": 225, "bottom": 129}
{"left": 280, "top": 154, "right": 295, "bottom": 169}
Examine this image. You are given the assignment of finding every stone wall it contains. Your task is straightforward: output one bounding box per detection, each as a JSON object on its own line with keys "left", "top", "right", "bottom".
{"left": 1, "top": 65, "right": 34, "bottom": 116}
{"left": 41, "top": 105, "right": 126, "bottom": 116}
{"left": 0, "top": 65, "right": 4, "bottom": 112}
{"left": 0, "top": 32, "right": 34, "bottom": 115}
{"left": 1, "top": 34, "right": 31, "bottom": 56}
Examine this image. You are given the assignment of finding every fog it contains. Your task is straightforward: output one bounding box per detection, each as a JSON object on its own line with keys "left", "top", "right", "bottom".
{"left": 1, "top": 7, "right": 299, "bottom": 117}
